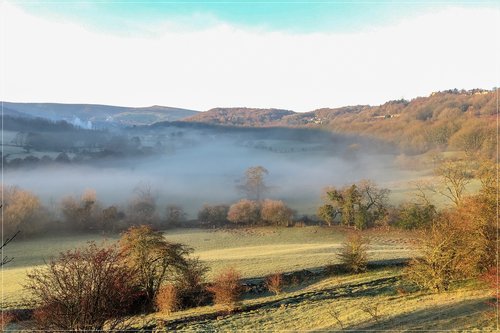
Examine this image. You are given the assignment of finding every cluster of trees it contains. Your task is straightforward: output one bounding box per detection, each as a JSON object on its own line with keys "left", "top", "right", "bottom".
{"left": 21, "top": 225, "right": 249, "bottom": 331}
{"left": 198, "top": 198, "right": 294, "bottom": 227}
{"left": 316, "top": 157, "right": 492, "bottom": 231}
{"left": 2, "top": 167, "right": 296, "bottom": 237}
{"left": 318, "top": 180, "right": 390, "bottom": 229}
{"left": 184, "top": 107, "right": 295, "bottom": 127}
{"left": 198, "top": 166, "right": 294, "bottom": 227}
{"left": 1, "top": 184, "right": 189, "bottom": 237}
{"left": 25, "top": 225, "right": 212, "bottom": 330}
{"left": 317, "top": 157, "right": 498, "bottom": 305}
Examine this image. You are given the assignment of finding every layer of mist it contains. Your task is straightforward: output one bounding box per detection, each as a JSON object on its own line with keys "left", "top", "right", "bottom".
{"left": 4, "top": 125, "right": 406, "bottom": 217}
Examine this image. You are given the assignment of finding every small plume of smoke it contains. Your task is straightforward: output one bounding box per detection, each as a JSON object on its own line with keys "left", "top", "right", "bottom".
{"left": 71, "top": 117, "right": 93, "bottom": 129}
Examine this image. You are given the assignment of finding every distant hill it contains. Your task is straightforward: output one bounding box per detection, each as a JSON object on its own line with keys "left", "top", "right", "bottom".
{"left": 279, "top": 89, "right": 497, "bottom": 156}
{"left": 181, "top": 107, "right": 296, "bottom": 127}
{"left": 4, "top": 88, "right": 496, "bottom": 157}
{"left": 1, "top": 102, "right": 199, "bottom": 127}
{"left": 178, "top": 89, "right": 497, "bottom": 157}
{"left": 1, "top": 106, "right": 34, "bottom": 119}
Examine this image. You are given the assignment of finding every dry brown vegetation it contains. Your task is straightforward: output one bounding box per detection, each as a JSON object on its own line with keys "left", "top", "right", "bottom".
{"left": 156, "top": 284, "right": 180, "bottom": 315}
{"left": 208, "top": 267, "right": 242, "bottom": 311}
{"left": 405, "top": 159, "right": 498, "bottom": 292}
{"left": 265, "top": 272, "right": 284, "bottom": 295}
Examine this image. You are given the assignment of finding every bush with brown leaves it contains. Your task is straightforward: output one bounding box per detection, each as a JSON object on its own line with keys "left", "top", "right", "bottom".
{"left": 208, "top": 268, "right": 242, "bottom": 310}
{"left": 266, "top": 272, "right": 284, "bottom": 295}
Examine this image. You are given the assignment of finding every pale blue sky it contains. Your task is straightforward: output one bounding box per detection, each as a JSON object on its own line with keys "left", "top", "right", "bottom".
{"left": 11, "top": 1, "right": 498, "bottom": 34}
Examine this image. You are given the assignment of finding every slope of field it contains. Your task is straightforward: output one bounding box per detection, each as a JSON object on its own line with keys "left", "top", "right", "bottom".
{"left": 136, "top": 268, "right": 493, "bottom": 331}
{"left": 1, "top": 227, "right": 414, "bottom": 308}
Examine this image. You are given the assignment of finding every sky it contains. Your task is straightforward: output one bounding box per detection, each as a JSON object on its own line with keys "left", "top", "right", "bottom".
{"left": 0, "top": 1, "right": 499, "bottom": 112}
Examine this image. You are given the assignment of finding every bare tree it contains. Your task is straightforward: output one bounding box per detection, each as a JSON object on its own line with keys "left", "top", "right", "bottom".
{"left": 432, "top": 160, "right": 473, "bottom": 206}
{"left": 127, "top": 183, "right": 159, "bottom": 226}
{"left": 0, "top": 203, "right": 20, "bottom": 267}
{"left": 238, "top": 166, "right": 269, "bottom": 201}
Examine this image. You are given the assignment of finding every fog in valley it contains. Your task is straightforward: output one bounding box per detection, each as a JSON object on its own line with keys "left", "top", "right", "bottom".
{"left": 3, "top": 125, "right": 407, "bottom": 217}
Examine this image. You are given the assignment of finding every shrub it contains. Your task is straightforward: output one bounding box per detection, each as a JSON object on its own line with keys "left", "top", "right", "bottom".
{"left": 338, "top": 232, "right": 369, "bottom": 273}
{"left": 405, "top": 184, "right": 498, "bottom": 292}
{"left": 155, "top": 284, "right": 180, "bottom": 314}
{"left": 25, "top": 243, "right": 137, "bottom": 331}
{"left": 227, "top": 199, "right": 260, "bottom": 225}
{"left": 119, "top": 225, "right": 191, "bottom": 311}
{"left": 261, "top": 200, "right": 294, "bottom": 226}
{"left": 265, "top": 272, "right": 284, "bottom": 295}
{"left": 208, "top": 267, "right": 242, "bottom": 310}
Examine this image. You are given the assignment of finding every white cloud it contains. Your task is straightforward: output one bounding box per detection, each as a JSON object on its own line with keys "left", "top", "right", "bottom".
{"left": 1, "top": 2, "right": 498, "bottom": 111}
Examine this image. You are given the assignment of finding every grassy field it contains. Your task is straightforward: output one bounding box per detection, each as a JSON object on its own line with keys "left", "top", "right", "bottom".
{"left": 1, "top": 226, "right": 415, "bottom": 307}
{"left": 132, "top": 268, "right": 494, "bottom": 331}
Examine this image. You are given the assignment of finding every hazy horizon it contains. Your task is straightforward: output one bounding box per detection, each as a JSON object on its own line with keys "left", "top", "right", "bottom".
{"left": 2, "top": 85, "right": 496, "bottom": 113}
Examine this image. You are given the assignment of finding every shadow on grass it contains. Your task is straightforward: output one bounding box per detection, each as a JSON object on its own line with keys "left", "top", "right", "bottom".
{"left": 348, "top": 298, "right": 493, "bottom": 332}
{"left": 159, "top": 273, "right": 399, "bottom": 330}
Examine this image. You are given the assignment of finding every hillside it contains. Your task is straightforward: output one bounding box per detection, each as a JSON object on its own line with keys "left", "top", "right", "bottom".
{"left": 4, "top": 88, "right": 497, "bottom": 156}
{"left": 299, "top": 89, "right": 498, "bottom": 156}
{"left": 181, "top": 107, "right": 295, "bottom": 127}
{"left": 1, "top": 102, "right": 199, "bottom": 127}
{"left": 178, "top": 89, "right": 497, "bottom": 157}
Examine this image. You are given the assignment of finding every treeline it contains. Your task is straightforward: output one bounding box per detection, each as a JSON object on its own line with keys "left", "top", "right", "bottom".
{"left": 1, "top": 188, "right": 297, "bottom": 238}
